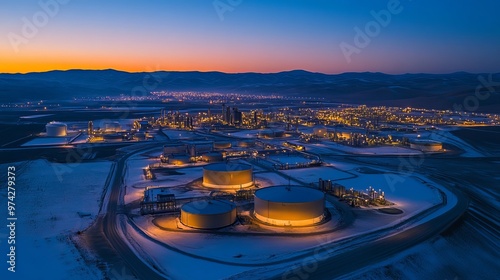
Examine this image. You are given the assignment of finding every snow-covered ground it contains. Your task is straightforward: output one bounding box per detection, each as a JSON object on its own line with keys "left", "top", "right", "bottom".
{"left": 314, "top": 142, "right": 423, "bottom": 155}
{"left": 161, "top": 129, "right": 198, "bottom": 140}
{"left": 266, "top": 154, "right": 312, "bottom": 164}
{"left": 226, "top": 129, "right": 261, "bottom": 139}
{"left": 0, "top": 160, "right": 112, "bottom": 280}
{"left": 280, "top": 166, "right": 355, "bottom": 183}
{"left": 21, "top": 137, "right": 71, "bottom": 146}
{"left": 426, "top": 128, "right": 485, "bottom": 157}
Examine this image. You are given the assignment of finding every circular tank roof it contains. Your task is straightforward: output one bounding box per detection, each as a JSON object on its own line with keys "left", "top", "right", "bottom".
{"left": 204, "top": 163, "right": 252, "bottom": 172}
{"left": 411, "top": 139, "right": 441, "bottom": 145}
{"left": 255, "top": 185, "right": 324, "bottom": 203}
{"left": 181, "top": 199, "right": 235, "bottom": 215}
{"left": 47, "top": 122, "right": 66, "bottom": 126}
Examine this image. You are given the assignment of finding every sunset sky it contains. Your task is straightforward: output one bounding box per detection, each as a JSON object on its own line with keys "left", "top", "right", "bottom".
{"left": 2, "top": 0, "right": 500, "bottom": 74}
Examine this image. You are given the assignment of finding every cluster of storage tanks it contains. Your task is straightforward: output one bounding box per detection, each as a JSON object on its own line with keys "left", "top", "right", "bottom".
{"left": 172, "top": 162, "right": 326, "bottom": 229}
{"left": 158, "top": 140, "right": 328, "bottom": 230}
{"left": 177, "top": 185, "right": 325, "bottom": 229}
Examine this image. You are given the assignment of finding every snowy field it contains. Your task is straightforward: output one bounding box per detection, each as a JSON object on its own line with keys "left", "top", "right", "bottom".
{"left": 280, "top": 166, "right": 355, "bottom": 183}
{"left": 21, "top": 137, "right": 71, "bottom": 146}
{"left": 266, "top": 154, "right": 312, "bottom": 164}
{"left": 339, "top": 173, "right": 442, "bottom": 217}
{"left": 226, "top": 129, "right": 261, "bottom": 139}
{"left": 422, "top": 128, "right": 485, "bottom": 157}
{"left": 254, "top": 172, "right": 291, "bottom": 187}
{"left": 161, "top": 129, "right": 198, "bottom": 139}
{"left": 315, "top": 142, "right": 423, "bottom": 155}
{"left": 0, "top": 160, "right": 112, "bottom": 280}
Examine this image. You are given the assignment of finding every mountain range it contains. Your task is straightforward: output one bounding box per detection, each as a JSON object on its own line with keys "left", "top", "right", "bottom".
{"left": 0, "top": 69, "right": 498, "bottom": 112}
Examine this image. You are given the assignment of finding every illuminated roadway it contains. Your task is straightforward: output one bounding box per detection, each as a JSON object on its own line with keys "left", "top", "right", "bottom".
{"left": 85, "top": 143, "right": 167, "bottom": 279}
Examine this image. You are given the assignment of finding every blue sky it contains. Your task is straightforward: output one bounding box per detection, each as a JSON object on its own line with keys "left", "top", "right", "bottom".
{"left": 1, "top": 0, "right": 499, "bottom": 73}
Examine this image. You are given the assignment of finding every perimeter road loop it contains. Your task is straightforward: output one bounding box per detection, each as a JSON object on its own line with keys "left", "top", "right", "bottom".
{"left": 103, "top": 140, "right": 469, "bottom": 279}
{"left": 101, "top": 143, "right": 167, "bottom": 280}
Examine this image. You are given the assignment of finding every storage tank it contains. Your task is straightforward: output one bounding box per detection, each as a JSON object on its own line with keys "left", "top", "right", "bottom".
{"left": 254, "top": 185, "right": 325, "bottom": 226}
{"left": 180, "top": 199, "right": 237, "bottom": 229}
{"left": 45, "top": 122, "right": 67, "bottom": 137}
{"left": 213, "top": 141, "right": 232, "bottom": 149}
{"left": 203, "top": 163, "right": 253, "bottom": 189}
{"left": 410, "top": 140, "right": 442, "bottom": 152}
{"left": 103, "top": 133, "right": 122, "bottom": 142}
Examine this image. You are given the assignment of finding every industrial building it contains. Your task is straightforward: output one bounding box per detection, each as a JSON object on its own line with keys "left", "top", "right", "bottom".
{"left": 104, "top": 121, "right": 121, "bottom": 133}
{"left": 201, "top": 151, "right": 224, "bottom": 162}
{"left": 410, "top": 140, "right": 443, "bottom": 152}
{"left": 313, "top": 127, "right": 328, "bottom": 138}
{"left": 45, "top": 121, "right": 67, "bottom": 137}
{"left": 186, "top": 140, "right": 214, "bottom": 156}
{"left": 163, "top": 142, "right": 188, "bottom": 155}
{"left": 254, "top": 185, "right": 325, "bottom": 226}
{"left": 167, "top": 155, "right": 192, "bottom": 165}
{"left": 180, "top": 199, "right": 237, "bottom": 229}
{"left": 203, "top": 163, "right": 254, "bottom": 189}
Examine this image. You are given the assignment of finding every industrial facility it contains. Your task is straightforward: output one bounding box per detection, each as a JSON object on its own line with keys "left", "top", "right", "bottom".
{"left": 253, "top": 185, "right": 326, "bottom": 226}
{"left": 202, "top": 163, "right": 254, "bottom": 189}
{"left": 180, "top": 199, "right": 237, "bottom": 229}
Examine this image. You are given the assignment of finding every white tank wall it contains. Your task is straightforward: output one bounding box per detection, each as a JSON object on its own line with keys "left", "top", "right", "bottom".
{"left": 46, "top": 123, "right": 67, "bottom": 137}
{"left": 203, "top": 168, "right": 253, "bottom": 189}
{"left": 253, "top": 187, "right": 325, "bottom": 226}
{"left": 180, "top": 208, "right": 236, "bottom": 229}
{"left": 410, "top": 143, "right": 442, "bottom": 152}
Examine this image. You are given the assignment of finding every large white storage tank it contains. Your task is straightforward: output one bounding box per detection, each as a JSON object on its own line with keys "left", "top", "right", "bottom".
{"left": 45, "top": 122, "right": 67, "bottom": 137}
{"left": 203, "top": 163, "right": 253, "bottom": 189}
{"left": 254, "top": 185, "right": 325, "bottom": 226}
{"left": 180, "top": 199, "right": 237, "bottom": 229}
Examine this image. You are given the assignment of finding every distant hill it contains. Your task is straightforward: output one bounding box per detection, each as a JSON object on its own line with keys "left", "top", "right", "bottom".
{"left": 0, "top": 69, "right": 499, "bottom": 112}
